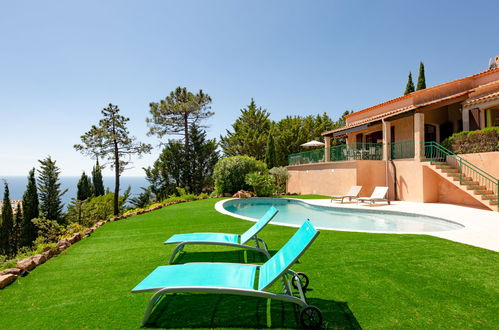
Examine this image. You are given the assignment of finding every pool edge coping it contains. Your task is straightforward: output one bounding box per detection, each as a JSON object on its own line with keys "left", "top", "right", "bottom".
{"left": 215, "top": 198, "right": 499, "bottom": 252}
{"left": 214, "top": 198, "right": 466, "bottom": 235}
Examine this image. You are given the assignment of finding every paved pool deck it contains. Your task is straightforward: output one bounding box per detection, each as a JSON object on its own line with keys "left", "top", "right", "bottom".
{"left": 216, "top": 199, "right": 499, "bottom": 252}
{"left": 302, "top": 200, "right": 499, "bottom": 252}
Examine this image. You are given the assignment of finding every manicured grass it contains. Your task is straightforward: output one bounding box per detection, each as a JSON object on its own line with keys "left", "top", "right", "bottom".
{"left": 0, "top": 198, "right": 498, "bottom": 329}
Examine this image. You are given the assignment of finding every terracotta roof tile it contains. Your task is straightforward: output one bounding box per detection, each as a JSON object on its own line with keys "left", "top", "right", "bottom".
{"left": 344, "top": 67, "right": 499, "bottom": 119}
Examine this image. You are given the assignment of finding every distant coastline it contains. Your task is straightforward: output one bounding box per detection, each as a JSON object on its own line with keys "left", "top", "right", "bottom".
{"left": 0, "top": 176, "right": 148, "bottom": 207}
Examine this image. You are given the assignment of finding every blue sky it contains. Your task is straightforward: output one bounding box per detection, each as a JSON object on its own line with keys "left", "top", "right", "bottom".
{"left": 1, "top": 0, "right": 498, "bottom": 176}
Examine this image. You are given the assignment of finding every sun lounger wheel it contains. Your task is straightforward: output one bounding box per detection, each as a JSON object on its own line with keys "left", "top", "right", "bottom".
{"left": 292, "top": 272, "right": 309, "bottom": 290}
{"left": 300, "top": 305, "right": 322, "bottom": 328}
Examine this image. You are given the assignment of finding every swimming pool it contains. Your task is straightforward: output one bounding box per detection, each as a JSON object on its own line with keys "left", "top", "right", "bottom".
{"left": 220, "top": 198, "right": 464, "bottom": 234}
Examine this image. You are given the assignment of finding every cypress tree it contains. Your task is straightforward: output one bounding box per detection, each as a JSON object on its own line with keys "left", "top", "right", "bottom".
{"left": 417, "top": 62, "right": 426, "bottom": 91}
{"left": 265, "top": 132, "right": 276, "bottom": 169}
{"left": 77, "top": 172, "right": 92, "bottom": 201}
{"left": 22, "top": 168, "right": 39, "bottom": 247}
{"left": 0, "top": 182, "right": 14, "bottom": 257}
{"left": 13, "top": 204, "right": 23, "bottom": 254}
{"left": 404, "top": 72, "right": 415, "bottom": 95}
{"left": 92, "top": 160, "right": 104, "bottom": 197}
{"left": 37, "top": 156, "right": 67, "bottom": 223}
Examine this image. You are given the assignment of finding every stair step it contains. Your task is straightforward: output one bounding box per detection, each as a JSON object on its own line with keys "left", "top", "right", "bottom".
{"left": 465, "top": 184, "right": 484, "bottom": 190}
{"left": 481, "top": 194, "right": 498, "bottom": 200}
{"left": 453, "top": 176, "right": 472, "bottom": 182}
{"left": 436, "top": 165, "right": 456, "bottom": 170}
{"left": 489, "top": 200, "right": 498, "bottom": 206}
{"left": 439, "top": 166, "right": 458, "bottom": 171}
{"left": 476, "top": 189, "right": 495, "bottom": 194}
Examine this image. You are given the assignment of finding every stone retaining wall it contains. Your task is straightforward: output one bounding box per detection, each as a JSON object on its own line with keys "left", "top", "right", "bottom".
{"left": 0, "top": 198, "right": 203, "bottom": 290}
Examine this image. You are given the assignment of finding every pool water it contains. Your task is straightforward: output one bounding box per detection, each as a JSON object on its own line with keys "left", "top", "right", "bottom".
{"left": 223, "top": 198, "right": 463, "bottom": 233}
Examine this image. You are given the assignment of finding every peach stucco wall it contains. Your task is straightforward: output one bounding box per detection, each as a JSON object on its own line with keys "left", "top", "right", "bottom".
{"left": 422, "top": 165, "right": 487, "bottom": 209}
{"left": 286, "top": 161, "right": 386, "bottom": 197}
{"left": 356, "top": 161, "right": 387, "bottom": 196}
{"left": 388, "top": 159, "right": 424, "bottom": 202}
{"left": 287, "top": 152, "right": 498, "bottom": 209}
{"left": 287, "top": 162, "right": 357, "bottom": 196}
{"left": 390, "top": 116, "right": 413, "bottom": 142}
{"left": 458, "top": 152, "right": 499, "bottom": 179}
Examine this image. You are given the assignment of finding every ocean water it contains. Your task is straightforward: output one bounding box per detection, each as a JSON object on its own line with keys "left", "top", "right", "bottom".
{"left": 0, "top": 176, "right": 148, "bottom": 207}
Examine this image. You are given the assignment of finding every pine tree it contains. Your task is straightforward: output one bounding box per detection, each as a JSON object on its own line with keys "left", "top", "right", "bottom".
{"left": 188, "top": 124, "right": 219, "bottom": 194}
{"left": 220, "top": 99, "right": 271, "bottom": 159}
{"left": 0, "top": 182, "right": 14, "bottom": 257}
{"left": 92, "top": 160, "right": 104, "bottom": 196}
{"left": 404, "top": 72, "right": 415, "bottom": 95}
{"left": 77, "top": 172, "right": 92, "bottom": 201}
{"left": 265, "top": 132, "right": 276, "bottom": 169}
{"left": 74, "top": 104, "right": 152, "bottom": 215}
{"left": 22, "top": 168, "right": 39, "bottom": 247}
{"left": 417, "top": 62, "right": 426, "bottom": 90}
{"left": 37, "top": 156, "right": 67, "bottom": 223}
{"left": 147, "top": 87, "right": 213, "bottom": 153}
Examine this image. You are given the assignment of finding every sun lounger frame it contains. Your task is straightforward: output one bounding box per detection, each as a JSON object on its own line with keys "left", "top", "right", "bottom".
{"left": 165, "top": 207, "right": 278, "bottom": 264}
{"left": 133, "top": 221, "right": 322, "bottom": 328}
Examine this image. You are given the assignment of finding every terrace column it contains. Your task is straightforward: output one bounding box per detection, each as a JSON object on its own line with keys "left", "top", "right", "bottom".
{"left": 382, "top": 120, "right": 391, "bottom": 160}
{"left": 414, "top": 112, "right": 425, "bottom": 160}
{"left": 324, "top": 136, "right": 331, "bottom": 162}
{"left": 479, "top": 109, "right": 486, "bottom": 129}
{"left": 462, "top": 108, "right": 470, "bottom": 131}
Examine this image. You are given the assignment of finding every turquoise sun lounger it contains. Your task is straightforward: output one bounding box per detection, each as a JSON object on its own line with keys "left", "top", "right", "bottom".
{"left": 164, "top": 206, "right": 278, "bottom": 264}
{"left": 132, "top": 220, "right": 322, "bottom": 328}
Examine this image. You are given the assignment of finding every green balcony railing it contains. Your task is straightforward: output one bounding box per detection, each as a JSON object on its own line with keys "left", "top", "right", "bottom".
{"left": 423, "top": 141, "right": 499, "bottom": 209}
{"left": 329, "top": 142, "right": 383, "bottom": 161}
{"left": 288, "top": 148, "right": 325, "bottom": 165}
{"left": 390, "top": 139, "right": 415, "bottom": 159}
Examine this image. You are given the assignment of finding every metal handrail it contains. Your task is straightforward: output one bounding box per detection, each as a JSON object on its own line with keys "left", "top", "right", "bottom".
{"left": 390, "top": 139, "right": 415, "bottom": 159}
{"left": 424, "top": 142, "right": 497, "bottom": 181}
{"left": 423, "top": 141, "right": 498, "bottom": 207}
{"left": 329, "top": 142, "right": 383, "bottom": 161}
{"left": 288, "top": 148, "right": 325, "bottom": 165}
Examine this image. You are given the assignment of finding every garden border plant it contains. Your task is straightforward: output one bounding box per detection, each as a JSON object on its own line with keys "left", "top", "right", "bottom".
{"left": 0, "top": 193, "right": 211, "bottom": 290}
{"left": 441, "top": 126, "right": 499, "bottom": 154}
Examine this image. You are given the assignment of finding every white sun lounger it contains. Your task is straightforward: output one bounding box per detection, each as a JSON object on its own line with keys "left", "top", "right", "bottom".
{"left": 331, "top": 185, "right": 362, "bottom": 203}
{"left": 357, "top": 186, "right": 390, "bottom": 205}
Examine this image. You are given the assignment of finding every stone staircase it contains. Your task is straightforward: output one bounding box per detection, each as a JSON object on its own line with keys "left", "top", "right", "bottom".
{"left": 426, "top": 161, "right": 498, "bottom": 211}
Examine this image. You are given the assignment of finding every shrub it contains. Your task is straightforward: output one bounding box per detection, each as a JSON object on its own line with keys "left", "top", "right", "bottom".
{"left": 245, "top": 172, "right": 276, "bottom": 197}
{"left": 443, "top": 127, "right": 499, "bottom": 154}
{"left": 213, "top": 156, "right": 268, "bottom": 194}
{"left": 61, "top": 223, "right": 87, "bottom": 238}
{"left": 269, "top": 166, "right": 289, "bottom": 194}
{"left": 31, "top": 217, "right": 65, "bottom": 244}
{"left": 198, "top": 193, "right": 209, "bottom": 199}
{"left": 66, "top": 193, "right": 124, "bottom": 226}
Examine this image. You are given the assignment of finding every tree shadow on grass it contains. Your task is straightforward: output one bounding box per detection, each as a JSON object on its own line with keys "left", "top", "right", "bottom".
{"left": 145, "top": 294, "right": 361, "bottom": 329}
{"left": 173, "top": 249, "right": 279, "bottom": 265}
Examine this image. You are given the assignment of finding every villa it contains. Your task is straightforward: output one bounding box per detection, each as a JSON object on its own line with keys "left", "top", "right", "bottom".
{"left": 287, "top": 65, "right": 499, "bottom": 211}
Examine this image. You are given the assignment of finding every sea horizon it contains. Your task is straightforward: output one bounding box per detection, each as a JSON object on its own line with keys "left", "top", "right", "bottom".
{"left": 0, "top": 176, "right": 148, "bottom": 207}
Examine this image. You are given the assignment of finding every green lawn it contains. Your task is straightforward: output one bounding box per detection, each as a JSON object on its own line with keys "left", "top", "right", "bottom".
{"left": 0, "top": 198, "right": 498, "bottom": 329}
